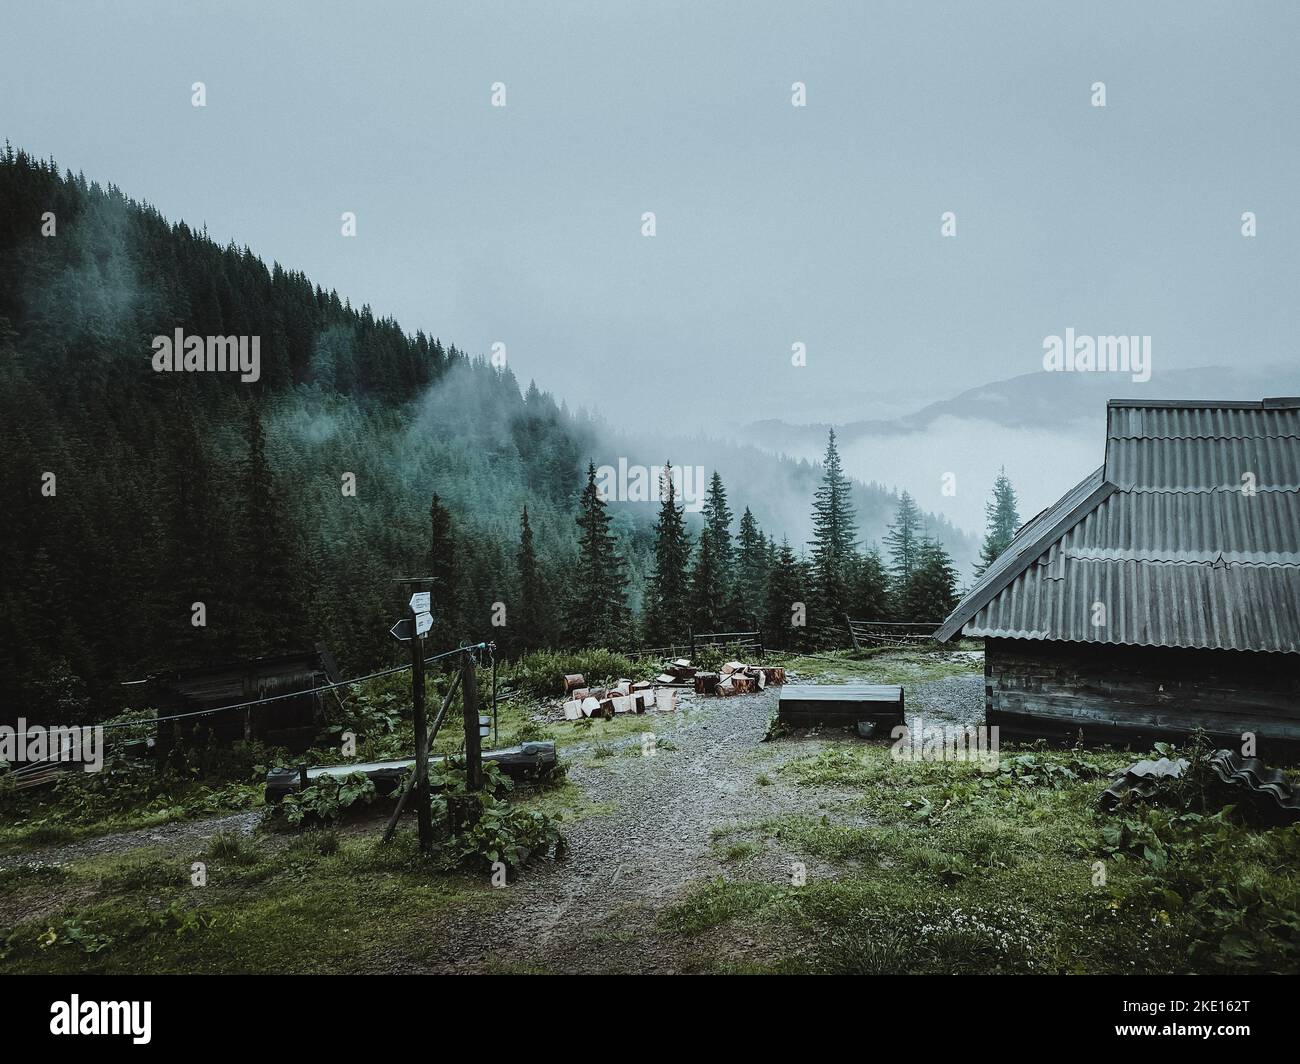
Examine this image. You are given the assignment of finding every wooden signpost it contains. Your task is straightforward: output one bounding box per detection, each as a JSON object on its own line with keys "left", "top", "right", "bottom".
{"left": 386, "top": 577, "right": 484, "bottom": 852}
{"left": 390, "top": 579, "right": 437, "bottom": 853}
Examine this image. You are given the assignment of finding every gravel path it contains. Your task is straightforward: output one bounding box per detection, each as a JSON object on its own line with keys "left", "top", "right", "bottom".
{"left": 0, "top": 810, "right": 261, "bottom": 871}
{"left": 415, "top": 669, "right": 986, "bottom": 973}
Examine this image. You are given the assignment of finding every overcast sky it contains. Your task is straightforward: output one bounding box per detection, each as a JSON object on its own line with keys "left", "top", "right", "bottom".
{"left": 4, "top": 1, "right": 1298, "bottom": 433}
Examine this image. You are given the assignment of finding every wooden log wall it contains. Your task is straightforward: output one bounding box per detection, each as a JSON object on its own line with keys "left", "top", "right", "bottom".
{"left": 985, "top": 638, "right": 1300, "bottom": 760}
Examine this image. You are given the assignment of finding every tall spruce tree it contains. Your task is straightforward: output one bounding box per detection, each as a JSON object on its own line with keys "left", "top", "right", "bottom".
{"left": 689, "top": 527, "right": 721, "bottom": 633}
{"left": 645, "top": 462, "right": 692, "bottom": 644}
{"left": 884, "top": 490, "right": 922, "bottom": 589}
{"left": 565, "top": 462, "right": 627, "bottom": 647}
{"left": 976, "top": 467, "right": 1021, "bottom": 576}
{"left": 762, "top": 537, "right": 808, "bottom": 650}
{"left": 516, "top": 506, "right": 547, "bottom": 652}
{"left": 808, "top": 428, "right": 857, "bottom": 628}
{"left": 731, "top": 507, "right": 767, "bottom": 628}
{"left": 702, "top": 471, "right": 734, "bottom": 567}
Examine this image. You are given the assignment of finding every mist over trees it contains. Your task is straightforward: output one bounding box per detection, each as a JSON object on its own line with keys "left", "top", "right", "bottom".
{"left": 1, "top": 147, "right": 984, "bottom": 722}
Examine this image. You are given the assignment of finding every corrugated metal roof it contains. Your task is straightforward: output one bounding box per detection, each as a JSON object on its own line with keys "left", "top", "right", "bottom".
{"left": 937, "top": 398, "right": 1300, "bottom": 653}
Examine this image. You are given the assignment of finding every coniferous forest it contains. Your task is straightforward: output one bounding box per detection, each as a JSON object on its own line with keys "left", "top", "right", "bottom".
{"left": 0, "top": 146, "right": 983, "bottom": 726}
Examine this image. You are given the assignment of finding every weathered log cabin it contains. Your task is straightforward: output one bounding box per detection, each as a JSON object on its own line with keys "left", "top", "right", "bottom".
{"left": 144, "top": 643, "right": 341, "bottom": 755}
{"left": 936, "top": 398, "right": 1300, "bottom": 758}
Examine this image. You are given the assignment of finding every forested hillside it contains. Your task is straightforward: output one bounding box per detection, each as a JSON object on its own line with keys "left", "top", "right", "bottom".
{"left": 0, "top": 145, "right": 974, "bottom": 724}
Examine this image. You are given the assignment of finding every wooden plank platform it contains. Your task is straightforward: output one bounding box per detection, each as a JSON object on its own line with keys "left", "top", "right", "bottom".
{"left": 778, "top": 684, "right": 905, "bottom": 728}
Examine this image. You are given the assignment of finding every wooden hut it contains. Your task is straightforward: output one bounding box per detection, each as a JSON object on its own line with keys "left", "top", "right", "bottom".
{"left": 147, "top": 643, "right": 339, "bottom": 754}
{"left": 936, "top": 398, "right": 1300, "bottom": 758}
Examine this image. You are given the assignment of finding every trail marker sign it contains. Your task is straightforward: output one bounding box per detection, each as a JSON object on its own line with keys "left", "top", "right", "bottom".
{"left": 415, "top": 611, "right": 433, "bottom": 637}
{"left": 409, "top": 592, "right": 431, "bottom": 615}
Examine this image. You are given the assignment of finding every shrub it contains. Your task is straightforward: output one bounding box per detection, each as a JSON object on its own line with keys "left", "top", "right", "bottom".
{"left": 270, "top": 772, "right": 376, "bottom": 828}
{"left": 508, "top": 649, "right": 640, "bottom": 700}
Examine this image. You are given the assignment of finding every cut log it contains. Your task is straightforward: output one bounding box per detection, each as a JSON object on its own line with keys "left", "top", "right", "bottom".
{"left": 572, "top": 687, "right": 591, "bottom": 700}
{"left": 694, "top": 672, "right": 720, "bottom": 694}
{"left": 731, "top": 676, "right": 755, "bottom": 694}
{"left": 564, "top": 674, "right": 586, "bottom": 694}
{"left": 632, "top": 680, "right": 652, "bottom": 691}
{"left": 641, "top": 688, "right": 657, "bottom": 709}
{"left": 581, "top": 696, "right": 601, "bottom": 717}
{"left": 657, "top": 689, "right": 678, "bottom": 712}
{"left": 655, "top": 673, "right": 677, "bottom": 685}
{"left": 563, "top": 699, "right": 584, "bottom": 720}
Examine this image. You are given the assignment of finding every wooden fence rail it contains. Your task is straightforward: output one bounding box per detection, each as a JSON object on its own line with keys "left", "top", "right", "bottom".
{"left": 844, "top": 616, "right": 944, "bottom": 651}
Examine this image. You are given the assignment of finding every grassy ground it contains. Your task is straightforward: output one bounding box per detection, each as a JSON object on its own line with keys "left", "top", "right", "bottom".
{"left": 2, "top": 644, "right": 1297, "bottom": 973}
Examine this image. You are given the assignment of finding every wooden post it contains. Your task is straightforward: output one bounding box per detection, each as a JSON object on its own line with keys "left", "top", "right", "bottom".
{"left": 461, "top": 649, "right": 483, "bottom": 792}
{"left": 298, "top": 764, "right": 309, "bottom": 791}
{"left": 491, "top": 646, "right": 499, "bottom": 747}
{"left": 410, "top": 604, "right": 433, "bottom": 853}
{"left": 382, "top": 670, "right": 461, "bottom": 844}
{"left": 689, "top": 628, "right": 696, "bottom": 659}
{"left": 845, "top": 613, "right": 861, "bottom": 652}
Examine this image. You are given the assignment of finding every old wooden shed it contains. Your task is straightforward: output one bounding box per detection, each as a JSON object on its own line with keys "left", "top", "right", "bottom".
{"left": 935, "top": 398, "right": 1300, "bottom": 757}
{"left": 146, "top": 644, "right": 340, "bottom": 754}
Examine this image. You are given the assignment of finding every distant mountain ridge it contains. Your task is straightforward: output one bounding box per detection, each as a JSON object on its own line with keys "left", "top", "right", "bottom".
{"left": 742, "top": 365, "right": 1300, "bottom": 452}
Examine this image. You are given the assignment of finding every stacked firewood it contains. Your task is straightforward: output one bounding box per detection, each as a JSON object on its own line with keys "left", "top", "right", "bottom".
{"left": 561, "top": 675, "right": 677, "bottom": 720}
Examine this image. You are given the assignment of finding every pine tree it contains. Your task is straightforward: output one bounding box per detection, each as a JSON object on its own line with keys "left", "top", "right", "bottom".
{"left": 731, "top": 507, "right": 767, "bottom": 628}
{"left": 700, "top": 471, "right": 736, "bottom": 627}
{"left": 884, "top": 490, "right": 922, "bottom": 589}
{"left": 849, "top": 546, "right": 890, "bottom": 621}
{"left": 516, "top": 506, "right": 547, "bottom": 652}
{"left": 763, "top": 538, "right": 808, "bottom": 650}
{"left": 565, "top": 462, "right": 628, "bottom": 647}
{"left": 808, "top": 428, "right": 857, "bottom": 629}
{"left": 689, "top": 528, "right": 720, "bottom": 633}
{"left": 899, "top": 538, "right": 959, "bottom": 622}
{"left": 701, "top": 470, "right": 734, "bottom": 570}
{"left": 645, "top": 462, "right": 692, "bottom": 644}
{"left": 976, "top": 467, "right": 1021, "bottom": 576}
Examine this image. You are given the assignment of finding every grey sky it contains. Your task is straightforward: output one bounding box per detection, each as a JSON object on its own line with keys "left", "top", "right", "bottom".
{"left": 4, "top": 0, "right": 1297, "bottom": 434}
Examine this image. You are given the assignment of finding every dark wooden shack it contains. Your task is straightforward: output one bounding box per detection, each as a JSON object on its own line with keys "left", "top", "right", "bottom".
{"left": 936, "top": 398, "right": 1300, "bottom": 759}
{"left": 147, "top": 644, "right": 338, "bottom": 754}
